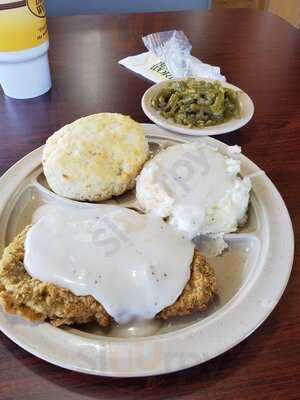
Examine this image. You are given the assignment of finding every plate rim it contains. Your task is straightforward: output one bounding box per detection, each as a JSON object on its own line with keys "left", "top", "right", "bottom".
{"left": 0, "top": 124, "right": 294, "bottom": 377}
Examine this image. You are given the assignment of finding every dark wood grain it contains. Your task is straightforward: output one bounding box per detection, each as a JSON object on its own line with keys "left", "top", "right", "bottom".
{"left": 0, "top": 9, "right": 299, "bottom": 400}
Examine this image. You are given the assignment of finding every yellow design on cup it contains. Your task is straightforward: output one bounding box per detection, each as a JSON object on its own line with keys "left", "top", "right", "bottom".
{"left": 0, "top": 0, "right": 48, "bottom": 52}
{"left": 26, "top": 0, "right": 45, "bottom": 18}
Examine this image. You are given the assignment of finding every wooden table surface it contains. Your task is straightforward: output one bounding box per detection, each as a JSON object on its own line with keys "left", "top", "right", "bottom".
{"left": 0, "top": 9, "right": 299, "bottom": 400}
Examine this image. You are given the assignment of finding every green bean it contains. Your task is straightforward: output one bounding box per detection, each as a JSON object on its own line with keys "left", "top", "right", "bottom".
{"left": 151, "top": 78, "right": 241, "bottom": 128}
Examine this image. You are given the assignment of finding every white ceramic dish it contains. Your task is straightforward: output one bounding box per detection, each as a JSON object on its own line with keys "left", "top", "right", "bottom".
{"left": 0, "top": 124, "right": 294, "bottom": 377}
{"left": 142, "top": 79, "right": 254, "bottom": 136}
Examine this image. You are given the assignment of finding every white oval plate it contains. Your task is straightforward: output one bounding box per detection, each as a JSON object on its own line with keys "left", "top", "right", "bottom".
{"left": 0, "top": 124, "right": 294, "bottom": 377}
{"left": 142, "top": 79, "right": 254, "bottom": 136}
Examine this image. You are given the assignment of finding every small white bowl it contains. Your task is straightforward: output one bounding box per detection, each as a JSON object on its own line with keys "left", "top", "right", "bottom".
{"left": 141, "top": 78, "right": 254, "bottom": 136}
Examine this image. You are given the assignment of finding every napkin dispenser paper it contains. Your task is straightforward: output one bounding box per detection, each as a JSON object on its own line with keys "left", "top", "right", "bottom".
{"left": 119, "top": 30, "right": 226, "bottom": 83}
{"left": 0, "top": 0, "right": 52, "bottom": 99}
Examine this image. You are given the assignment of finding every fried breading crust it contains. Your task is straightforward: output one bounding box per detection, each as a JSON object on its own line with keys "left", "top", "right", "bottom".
{"left": 0, "top": 227, "right": 110, "bottom": 327}
{"left": 0, "top": 227, "right": 216, "bottom": 327}
{"left": 158, "top": 252, "right": 217, "bottom": 320}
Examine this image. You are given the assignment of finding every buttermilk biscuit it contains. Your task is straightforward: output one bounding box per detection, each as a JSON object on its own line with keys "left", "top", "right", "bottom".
{"left": 42, "top": 113, "right": 149, "bottom": 202}
{"left": 0, "top": 227, "right": 217, "bottom": 327}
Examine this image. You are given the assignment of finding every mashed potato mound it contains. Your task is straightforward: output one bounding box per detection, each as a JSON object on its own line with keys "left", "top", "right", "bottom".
{"left": 42, "top": 113, "right": 149, "bottom": 202}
